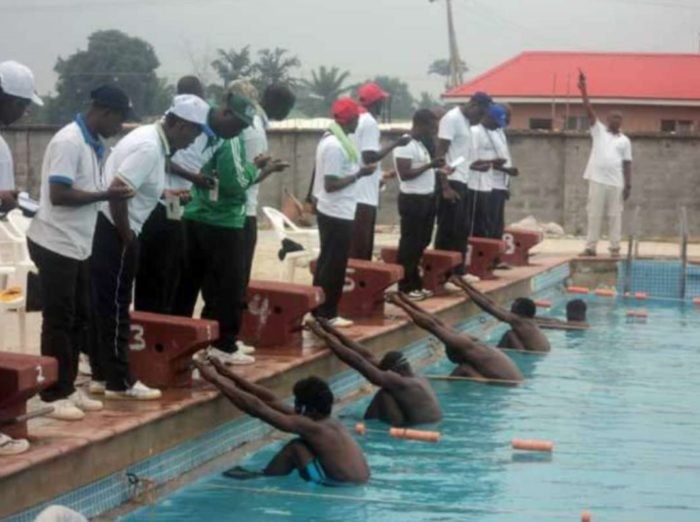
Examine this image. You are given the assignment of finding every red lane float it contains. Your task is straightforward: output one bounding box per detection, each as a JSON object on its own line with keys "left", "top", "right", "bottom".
{"left": 566, "top": 286, "right": 590, "bottom": 295}
{"left": 594, "top": 288, "right": 615, "bottom": 297}
{"left": 534, "top": 299, "right": 552, "bottom": 308}
{"left": 390, "top": 427, "right": 441, "bottom": 443}
{"left": 511, "top": 438, "right": 554, "bottom": 452}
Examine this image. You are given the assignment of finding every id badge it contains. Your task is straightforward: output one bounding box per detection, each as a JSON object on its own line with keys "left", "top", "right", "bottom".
{"left": 165, "top": 194, "right": 182, "bottom": 221}
{"left": 210, "top": 178, "right": 219, "bottom": 202}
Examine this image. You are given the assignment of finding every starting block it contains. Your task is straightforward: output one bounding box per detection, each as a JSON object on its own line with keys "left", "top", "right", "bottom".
{"left": 311, "top": 259, "right": 404, "bottom": 317}
{"left": 467, "top": 238, "right": 506, "bottom": 280}
{"left": 500, "top": 228, "right": 543, "bottom": 266}
{"left": 241, "top": 281, "right": 324, "bottom": 349}
{"left": 0, "top": 352, "right": 57, "bottom": 438}
{"left": 380, "top": 248, "right": 462, "bottom": 294}
{"left": 129, "top": 312, "right": 219, "bottom": 388}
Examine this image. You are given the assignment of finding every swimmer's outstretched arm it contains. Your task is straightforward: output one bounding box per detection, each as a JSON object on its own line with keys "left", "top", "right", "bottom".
{"left": 316, "top": 319, "right": 377, "bottom": 364}
{"left": 387, "top": 293, "right": 448, "bottom": 327}
{"left": 195, "top": 360, "right": 316, "bottom": 435}
{"left": 210, "top": 358, "right": 294, "bottom": 414}
{"left": 307, "top": 321, "right": 403, "bottom": 389}
{"left": 450, "top": 276, "right": 514, "bottom": 324}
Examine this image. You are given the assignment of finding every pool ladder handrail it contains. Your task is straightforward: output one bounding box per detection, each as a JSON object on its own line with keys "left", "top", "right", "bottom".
{"left": 623, "top": 205, "right": 641, "bottom": 295}
{"left": 679, "top": 206, "right": 688, "bottom": 299}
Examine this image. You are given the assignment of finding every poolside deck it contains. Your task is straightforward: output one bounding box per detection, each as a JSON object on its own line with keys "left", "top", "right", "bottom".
{"left": 2, "top": 254, "right": 577, "bottom": 519}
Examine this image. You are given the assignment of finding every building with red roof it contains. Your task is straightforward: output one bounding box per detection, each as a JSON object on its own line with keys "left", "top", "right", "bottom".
{"left": 443, "top": 51, "right": 700, "bottom": 133}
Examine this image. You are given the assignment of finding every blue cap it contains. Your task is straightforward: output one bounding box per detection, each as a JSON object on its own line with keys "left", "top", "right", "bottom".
{"left": 470, "top": 91, "right": 492, "bottom": 108}
{"left": 90, "top": 85, "right": 136, "bottom": 120}
{"left": 487, "top": 104, "right": 507, "bottom": 128}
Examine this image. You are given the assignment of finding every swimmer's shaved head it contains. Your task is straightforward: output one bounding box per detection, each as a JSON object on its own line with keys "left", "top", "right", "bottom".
{"left": 379, "top": 351, "right": 412, "bottom": 376}
{"left": 566, "top": 299, "right": 587, "bottom": 322}
{"left": 511, "top": 298, "right": 536, "bottom": 319}
{"left": 293, "top": 376, "right": 334, "bottom": 419}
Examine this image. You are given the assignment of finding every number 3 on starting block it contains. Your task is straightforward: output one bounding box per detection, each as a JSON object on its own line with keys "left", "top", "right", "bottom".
{"left": 130, "top": 324, "right": 146, "bottom": 351}
{"left": 503, "top": 233, "right": 516, "bottom": 256}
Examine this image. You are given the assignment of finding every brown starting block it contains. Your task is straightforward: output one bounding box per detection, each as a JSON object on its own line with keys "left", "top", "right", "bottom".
{"left": 500, "top": 228, "right": 543, "bottom": 266}
{"left": 241, "top": 281, "right": 324, "bottom": 349}
{"left": 467, "top": 238, "right": 506, "bottom": 280}
{"left": 129, "top": 312, "right": 219, "bottom": 388}
{"left": 311, "top": 258, "right": 404, "bottom": 317}
{"left": 380, "top": 248, "right": 462, "bottom": 294}
{"left": 0, "top": 352, "right": 57, "bottom": 438}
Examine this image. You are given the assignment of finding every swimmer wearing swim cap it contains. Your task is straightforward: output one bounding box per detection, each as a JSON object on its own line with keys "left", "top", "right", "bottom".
{"left": 307, "top": 319, "right": 442, "bottom": 427}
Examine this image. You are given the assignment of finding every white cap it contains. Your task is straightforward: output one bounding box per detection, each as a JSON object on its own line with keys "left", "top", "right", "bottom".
{"left": 0, "top": 61, "right": 43, "bottom": 106}
{"left": 166, "top": 94, "right": 209, "bottom": 126}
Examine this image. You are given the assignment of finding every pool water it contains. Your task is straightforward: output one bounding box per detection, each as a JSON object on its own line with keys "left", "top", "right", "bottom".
{"left": 123, "top": 295, "right": 700, "bottom": 522}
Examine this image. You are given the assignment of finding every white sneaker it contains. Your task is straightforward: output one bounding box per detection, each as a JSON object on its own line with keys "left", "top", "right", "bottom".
{"left": 420, "top": 289, "right": 435, "bottom": 299}
{"left": 406, "top": 290, "right": 426, "bottom": 301}
{"left": 105, "top": 381, "right": 162, "bottom": 401}
{"left": 209, "top": 347, "right": 255, "bottom": 365}
{"left": 41, "top": 399, "right": 85, "bottom": 421}
{"left": 443, "top": 281, "right": 462, "bottom": 292}
{"left": 78, "top": 354, "right": 92, "bottom": 376}
{"left": 0, "top": 433, "right": 30, "bottom": 456}
{"left": 327, "top": 316, "right": 354, "bottom": 328}
{"left": 88, "top": 381, "right": 106, "bottom": 395}
{"left": 69, "top": 390, "right": 103, "bottom": 412}
{"left": 462, "top": 274, "right": 481, "bottom": 284}
{"left": 236, "top": 340, "right": 256, "bottom": 355}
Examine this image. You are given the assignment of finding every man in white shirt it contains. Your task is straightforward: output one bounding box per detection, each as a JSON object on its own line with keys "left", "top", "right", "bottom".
{"left": 90, "top": 95, "right": 209, "bottom": 400}
{"left": 467, "top": 104, "right": 510, "bottom": 238}
{"left": 488, "top": 104, "right": 518, "bottom": 241}
{"left": 312, "top": 98, "right": 376, "bottom": 327}
{"left": 0, "top": 61, "right": 43, "bottom": 212}
{"left": 434, "top": 92, "right": 492, "bottom": 275}
{"left": 393, "top": 109, "right": 445, "bottom": 300}
{"left": 349, "top": 82, "right": 411, "bottom": 260}
{"left": 27, "top": 86, "right": 135, "bottom": 421}
{"left": 0, "top": 60, "right": 42, "bottom": 458}
{"left": 578, "top": 71, "right": 633, "bottom": 257}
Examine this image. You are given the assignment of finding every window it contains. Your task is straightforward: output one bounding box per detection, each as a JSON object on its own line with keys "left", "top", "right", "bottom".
{"left": 529, "top": 118, "right": 553, "bottom": 130}
{"left": 661, "top": 120, "right": 695, "bottom": 134}
{"left": 566, "top": 116, "right": 589, "bottom": 131}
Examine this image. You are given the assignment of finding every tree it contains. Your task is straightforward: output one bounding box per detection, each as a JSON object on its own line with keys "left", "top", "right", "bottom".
{"left": 211, "top": 46, "right": 253, "bottom": 87}
{"left": 253, "top": 48, "right": 300, "bottom": 90}
{"left": 298, "top": 66, "right": 352, "bottom": 117}
{"left": 49, "top": 30, "right": 172, "bottom": 124}
{"left": 417, "top": 91, "right": 442, "bottom": 110}
{"left": 428, "top": 58, "right": 468, "bottom": 88}
{"left": 367, "top": 76, "right": 415, "bottom": 121}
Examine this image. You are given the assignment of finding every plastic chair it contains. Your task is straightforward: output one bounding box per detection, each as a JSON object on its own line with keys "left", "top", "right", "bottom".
{"left": 262, "top": 206, "right": 319, "bottom": 282}
{"left": 0, "top": 217, "right": 32, "bottom": 351}
{"left": 6, "top": 209, "right": 32, "bottom": 236}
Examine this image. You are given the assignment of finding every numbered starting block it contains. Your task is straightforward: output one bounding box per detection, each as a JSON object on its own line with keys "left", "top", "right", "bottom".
{"left": 0, "top": 352, "right": 57, "bottom": 438}
{"left": 467, "top": 238, "right": 506, "bottom": 280}
{"left": 310, "top": 259, "right": 404, "bottom": 317}
{"left": 241, "top": 281, "right": 324, "bottom": 349}
{"left": 500, "top": 228, "right": 543, "bottom": 266}
{"left": 129, "top": 312, "right": 219, "bottom": 389}
{"left": 380, "top": 248, "right": 462, "bottom": 294}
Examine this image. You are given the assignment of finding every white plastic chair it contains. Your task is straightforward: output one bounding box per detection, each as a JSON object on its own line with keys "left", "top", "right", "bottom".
{"left": 262, "top": 206, "right": 319, "bottom": 282}
{"left": 0, "top": 215, "right": 33, "bottom": 351}
{"left": 6, "top": 209, "right": 32, "bottom": 236}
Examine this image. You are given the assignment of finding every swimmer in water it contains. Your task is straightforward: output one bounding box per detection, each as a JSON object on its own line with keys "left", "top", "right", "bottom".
{"left": 388, "top": 293, "right": 523, "bottom": 382}
{"left": 307, "top": 319, "right": 442, "bottom": 427}
{"left": 450, "top": 276, "right": 551, "bottom": 352}
{"left": 195, "top": 359, "right": 370, "bottom": 486}
{"left": 536, "top": 299, "right": 590, "bottom": 331}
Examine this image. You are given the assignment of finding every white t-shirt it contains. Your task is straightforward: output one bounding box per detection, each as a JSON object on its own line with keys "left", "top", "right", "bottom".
{"left": 164, "top": 132, "right": 221, "bottom": 200}
{"left": 100, "top": 123, "right": 169, "bottom": 235}
{"left": 0, "top": 134, "right": 14, "bottom": 190}
{"left": 243, "top": 113, "right": 269, "bottom": 217}
{"left": 583, "top": 120, "right": 632, "bottom": 188}
{"left": 489, "top": 128, "right": 512, "bottom": 191}
{"left": 469, "top": 124, "right": 501, "bottom": 192}
{"left": 353, "top": 112, "right": 382, "bottom": 207}
{"left": 315, "top": 133, "right": 359, "bottom": 221}
{"left": 392, "top": 138, "right": 435, "bottom": 195}
{"left": 438, "top": 106, "right": 473, "bottom": 185}
{"left": 27, "top": 122, "right": 107, "bottom": 260}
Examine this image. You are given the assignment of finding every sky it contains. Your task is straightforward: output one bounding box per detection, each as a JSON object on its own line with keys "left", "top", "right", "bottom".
{"left": 0, "top": 0, "right": 699, "bottom": 97}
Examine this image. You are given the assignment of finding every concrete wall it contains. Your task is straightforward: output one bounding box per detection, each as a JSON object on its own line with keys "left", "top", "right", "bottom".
{"left": 3, "top": 125, "right": 699, "bottom": 238}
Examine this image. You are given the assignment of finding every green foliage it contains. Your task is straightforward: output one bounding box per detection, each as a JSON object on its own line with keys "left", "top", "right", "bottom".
{"left": 417, "top": 91, "right": 442, "bottom": 110}
{"left": 298, "top": 66, "right": 352, "bottom": 117}
{"left": 210, "top": 46, "right": 253, "bottom": 87}
{"left": 253, "top": 48, "right": 300, "bottom": 90}
{"left": 428, "top": 58, "right": 468, "bottom": 79}
{"left": 366, "top": 76, "right": 416, "bottom": 121}
{"left": 49, "top": 30, "right": 172, "bottom": 124}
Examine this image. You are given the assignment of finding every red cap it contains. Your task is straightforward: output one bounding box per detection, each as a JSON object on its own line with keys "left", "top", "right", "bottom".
{"left": 332, "top": 97, "right": 361, "bottom": 125}
{"left": 357, "top": 82, "right": 390, "bottom": 106}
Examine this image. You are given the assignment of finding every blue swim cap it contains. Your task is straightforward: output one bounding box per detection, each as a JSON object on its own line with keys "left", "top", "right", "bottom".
{"left": 487, "top": 104, "right": 507, "bottom": 128}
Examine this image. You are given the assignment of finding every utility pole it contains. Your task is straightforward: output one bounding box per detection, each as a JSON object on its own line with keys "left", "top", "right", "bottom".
{"left": 431, "top": 0, "right": 465, "bottom": 89}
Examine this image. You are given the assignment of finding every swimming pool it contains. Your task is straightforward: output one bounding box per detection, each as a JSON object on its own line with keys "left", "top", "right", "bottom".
{"left": 122, "top": 293, "right": 700, "bottom": 522}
